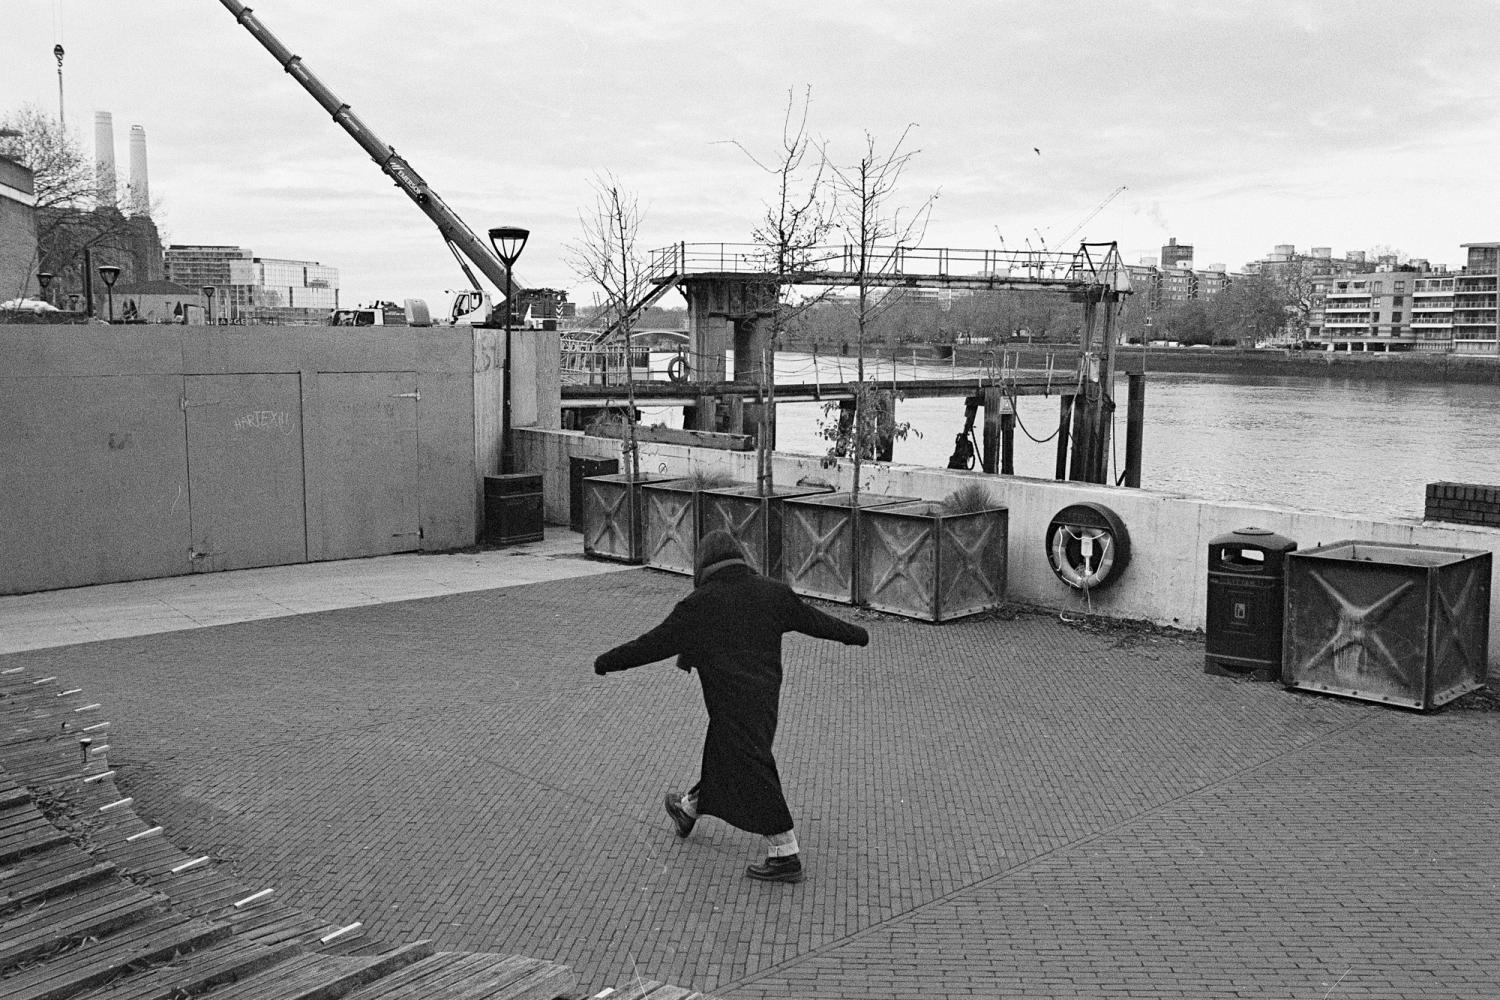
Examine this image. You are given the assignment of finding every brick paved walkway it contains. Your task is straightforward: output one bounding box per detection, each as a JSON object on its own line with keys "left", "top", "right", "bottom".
{"left": 3, "top": 568, "right": 1496, "bottom": 998}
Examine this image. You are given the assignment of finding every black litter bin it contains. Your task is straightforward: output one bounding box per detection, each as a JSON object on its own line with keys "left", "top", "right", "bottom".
{"left": 1205, "top": 527, "right": 1297, "bottom": 681}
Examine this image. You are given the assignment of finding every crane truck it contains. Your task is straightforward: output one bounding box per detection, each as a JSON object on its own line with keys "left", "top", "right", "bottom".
{"left": 217, "top": 0, "right": 520, "bottom": 327}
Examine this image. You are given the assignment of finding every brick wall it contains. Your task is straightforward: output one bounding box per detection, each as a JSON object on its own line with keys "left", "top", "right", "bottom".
{"left": 1425, "top": 482, "right": 1500, "bottom": 528}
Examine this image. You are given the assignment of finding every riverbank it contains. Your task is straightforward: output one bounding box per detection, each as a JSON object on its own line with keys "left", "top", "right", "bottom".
{"left": 782, "top": 340, "right": 1500, "bottom": 384}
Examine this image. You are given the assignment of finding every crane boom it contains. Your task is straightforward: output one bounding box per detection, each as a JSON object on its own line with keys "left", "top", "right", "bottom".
{"left": 217, "top": 0, "right": 523, "bottom": 303}
{"left": 1057, "top": 185, "right": 1126, "bottom": 248}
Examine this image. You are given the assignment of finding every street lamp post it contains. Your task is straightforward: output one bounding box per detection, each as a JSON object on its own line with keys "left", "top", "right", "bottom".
{"left": 97, "top": 264, "right": 121, "bottom": 323}
{"left": 202, "top": 285, "right": 215, "bottom": 325}
{"left": 487, "top": 226, "right": 529, "bottom": 474}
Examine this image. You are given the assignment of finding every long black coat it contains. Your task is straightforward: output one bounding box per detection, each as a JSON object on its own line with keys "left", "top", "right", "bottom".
{"left": 595, "top": 565, "right": 868, "bottom": 835}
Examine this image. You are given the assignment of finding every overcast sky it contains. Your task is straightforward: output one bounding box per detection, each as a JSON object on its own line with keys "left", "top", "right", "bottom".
{"left": 5, "top": 0, "right": 1499, "bottom": 312}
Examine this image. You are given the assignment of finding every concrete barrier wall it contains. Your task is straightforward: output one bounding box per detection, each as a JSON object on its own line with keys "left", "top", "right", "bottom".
{"left": 517, "top": 426, "right": 1500, "bottom": 669}
{"left": 2, "top": 323, "right": 478, "bottom": 595}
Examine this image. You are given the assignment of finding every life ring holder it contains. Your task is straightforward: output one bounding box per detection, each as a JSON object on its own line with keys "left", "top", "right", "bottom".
{"left": 667, "top": 354, "right": 691, "bottom": 383}
{"left": 1045, "top": 502, "right": 1131, "bottom": 591}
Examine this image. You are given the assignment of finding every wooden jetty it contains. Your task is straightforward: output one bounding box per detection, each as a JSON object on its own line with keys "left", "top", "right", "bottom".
{"left": 565, "top": 240, "right": 1136, "bottom": 485}
{"left": 562, "top": 366, "right": 1147, "bottom": 485}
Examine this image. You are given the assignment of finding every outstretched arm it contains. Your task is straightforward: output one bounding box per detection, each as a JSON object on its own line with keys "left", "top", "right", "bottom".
{"left": 594, "top": 599, "right": 697, "bottom": 674}
{"left": 783, "top": 590, "right": 869, "bottom": 646}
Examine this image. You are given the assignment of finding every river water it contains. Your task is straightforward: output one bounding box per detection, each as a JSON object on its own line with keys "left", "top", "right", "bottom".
{"left": 640, "top": 352, "right": 1500, "bottom": 521}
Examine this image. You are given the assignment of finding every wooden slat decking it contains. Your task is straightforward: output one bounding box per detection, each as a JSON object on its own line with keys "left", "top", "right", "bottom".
{"left": 0, "top": 662, "right": 723, "bottom": 1000}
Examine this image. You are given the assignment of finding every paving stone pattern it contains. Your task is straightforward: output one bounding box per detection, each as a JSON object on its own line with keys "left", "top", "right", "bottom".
{"left": 4, "top": 569, "right": 1498, "bottom": 998}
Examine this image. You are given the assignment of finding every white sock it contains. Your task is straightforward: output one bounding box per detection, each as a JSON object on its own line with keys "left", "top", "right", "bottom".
{"left": 679, "top": 792, "right": 699, "bottom": 819}
{"left": 765, "top": 830, "right": 798, "bottom": 858}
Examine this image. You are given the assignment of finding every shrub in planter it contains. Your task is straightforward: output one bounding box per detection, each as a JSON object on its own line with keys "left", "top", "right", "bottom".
{"left": 641, "top": 470, "right": 739, "bottom": 575}
{"left": 856, "top": 487, "right": 1009, "bottom": 622}
{"left": 781, "top": 492, "right": 918, "bottom": 604}
{"left": 582, "top": 472, "right": 674, "bottom": 564}
{"left": 699, "top": 482, "right": 835, "bottom": 579}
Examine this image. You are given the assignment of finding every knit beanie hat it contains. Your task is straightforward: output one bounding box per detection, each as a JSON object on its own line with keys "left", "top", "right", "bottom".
{"left": 695, "top": 529, "right": 750, "bottom": 585}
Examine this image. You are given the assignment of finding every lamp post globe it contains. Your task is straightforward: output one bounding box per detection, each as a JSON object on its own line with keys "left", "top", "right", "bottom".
{"left": 97, "top": 264, "right": 121, "bottom": 323}
{"left": 487, "top": 227, "right": 529, "bottom": 474}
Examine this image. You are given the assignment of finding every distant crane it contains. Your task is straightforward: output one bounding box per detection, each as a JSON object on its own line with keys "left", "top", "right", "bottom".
{"left": 1055, "top": 186, "right": 1126, "bottom": 248}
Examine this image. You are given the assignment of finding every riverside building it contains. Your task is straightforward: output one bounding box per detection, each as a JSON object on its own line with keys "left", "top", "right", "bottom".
{"left": 164, "top": 244, "right": 339, "bottom": 324}
{"left": 1453, "top": 243, "right": 1499, "bottom": 356}
{"left": 1301, "top": 242, "right": 1499, "bottom": 355}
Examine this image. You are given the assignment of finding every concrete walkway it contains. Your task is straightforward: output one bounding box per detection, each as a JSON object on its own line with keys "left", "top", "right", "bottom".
{"left": 1, "top": 531, "right": 1496, "bottom": 999}
{"left": 0, "top": 529, "right": 635, "bottom": 655}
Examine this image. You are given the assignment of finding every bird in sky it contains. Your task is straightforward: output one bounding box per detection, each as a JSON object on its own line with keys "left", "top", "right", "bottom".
{"left": 1033, "top": 147, "right": 1041, "bottom": 155}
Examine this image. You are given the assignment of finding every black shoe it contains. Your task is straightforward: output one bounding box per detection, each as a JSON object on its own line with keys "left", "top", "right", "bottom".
{"left": 746, "top": 854, "right": 803, "bottom": 883}
{"left": 663, "top": 792, "right": 696, "bottom": 838}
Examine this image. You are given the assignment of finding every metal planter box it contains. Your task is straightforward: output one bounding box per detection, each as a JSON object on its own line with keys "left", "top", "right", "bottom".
{"left": 781, "top": 492, "right": 917, "bottom": 604}
{"left": 581, "top": 473, "right": 672, "bottom": 564}
{"left": 641, "top": 479, "right": 708, "bottom": 576}
{"left": 1283, "top": 540, "right": 1491, "bottom": 710}
{"left": 858, "top": 501, "right": 1009, "bottom": 622}
{"left": 699, "top": 483, "right": 834, "bottom": 579}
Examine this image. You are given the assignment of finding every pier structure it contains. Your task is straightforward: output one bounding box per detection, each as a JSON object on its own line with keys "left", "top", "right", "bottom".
{"left": 566, "top": 241, "right": 1135, "bottom": 483}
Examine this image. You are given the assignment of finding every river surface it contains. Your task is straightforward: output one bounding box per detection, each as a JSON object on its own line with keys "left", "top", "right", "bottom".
{"left": 639, "top": 352, "right": 1500, "bottom": 521}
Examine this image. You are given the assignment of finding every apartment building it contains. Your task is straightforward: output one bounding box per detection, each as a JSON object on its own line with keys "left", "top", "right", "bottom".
{"left": 1453, "top": 243, "right": 1499, "bottom": 356}
{"left": 1302, "top": 242, "right": 1499, "bottom": 354}
{"left": 165, "top": 244, "right": 339, "bottom": 324}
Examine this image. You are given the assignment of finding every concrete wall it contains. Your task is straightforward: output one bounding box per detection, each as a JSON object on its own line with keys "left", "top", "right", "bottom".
{"left": 472, "top": 325, "right": 561, "bottom": 478}
{"left": 1, "top": 323, "right": 478, "bottom": 595}
{"left": 0, "top": 156, "right": 38, "bottom": 302}
{"left": 516, "top": 426, "right": 1500, "bottom": 669}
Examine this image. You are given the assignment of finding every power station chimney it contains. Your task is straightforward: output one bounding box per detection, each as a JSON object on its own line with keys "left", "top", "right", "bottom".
{"left": 94, "top": 111, "right": 117, "bottom": 207}
{"left": 127, "top": 125, "right": 150, "bottom": 217}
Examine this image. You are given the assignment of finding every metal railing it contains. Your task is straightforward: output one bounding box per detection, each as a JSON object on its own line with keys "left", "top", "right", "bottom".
{"left": 647, "top": 241, "right": 1129, "bottom": 289}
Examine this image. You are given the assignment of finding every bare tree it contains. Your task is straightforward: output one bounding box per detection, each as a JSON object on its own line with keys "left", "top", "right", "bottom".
{"left": 824, "top": 126, "right": 937, "bottom": 501}
{"left": 566, "top": 172, "right": 648, "bottom": 482}
{"left": 725, "top": 86, "right": 836, "bottom": 493}
{"left": 0, "top": 104, "right": 152, "bottom": 304}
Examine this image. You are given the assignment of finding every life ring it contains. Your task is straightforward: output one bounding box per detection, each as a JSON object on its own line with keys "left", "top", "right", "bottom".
{"left": 1045, "top": 502, "right": 1131, "bottom": 590}
{"left": 667, "top": 354, "right": 690, "bottom": 383}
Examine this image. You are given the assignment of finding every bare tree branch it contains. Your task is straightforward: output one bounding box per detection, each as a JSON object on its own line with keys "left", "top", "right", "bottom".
{"left": 566, "top": 172, "right": 648, "bottom": 480}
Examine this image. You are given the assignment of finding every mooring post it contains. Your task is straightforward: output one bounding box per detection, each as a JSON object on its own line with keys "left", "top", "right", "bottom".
{"left": 836, "top": 398, "right": 856, "bottom": 457}
{"left": 1055, "top": 394, "right": 1072, "bottom": 480}
{"left": 727, "top": 393, "right": 745, "bottom": 436}
{"left": 691, "top": 393, "right": 716, "bottom": 431}
{"left": 1001, "top": 408, "right": 1016, "bottom": 475}
{"left": 1069, "top": 380, "right": 1093, "bottom": 481}
{"left": 1124, "top": 368, "right": 1144, "bottom": 487}
{"left": 981, "top": 386, "right": 1002, "bottom": 474}
{"left": 875, "top": 389, "right": 896, "bottom": 462}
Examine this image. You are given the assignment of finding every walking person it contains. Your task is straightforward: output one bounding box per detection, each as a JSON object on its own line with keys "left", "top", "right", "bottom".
{"left": 593, "top": 529, "right": 869, "bottom": 883}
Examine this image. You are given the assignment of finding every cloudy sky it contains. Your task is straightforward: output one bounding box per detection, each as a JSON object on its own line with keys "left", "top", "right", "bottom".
{"left": 5, "top": 0, "right": 1498, "bottom": 312}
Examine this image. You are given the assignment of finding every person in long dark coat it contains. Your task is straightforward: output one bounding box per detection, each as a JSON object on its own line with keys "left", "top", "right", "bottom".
{"left": 593, "top": 529, "right": 869, "bottom": 883}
